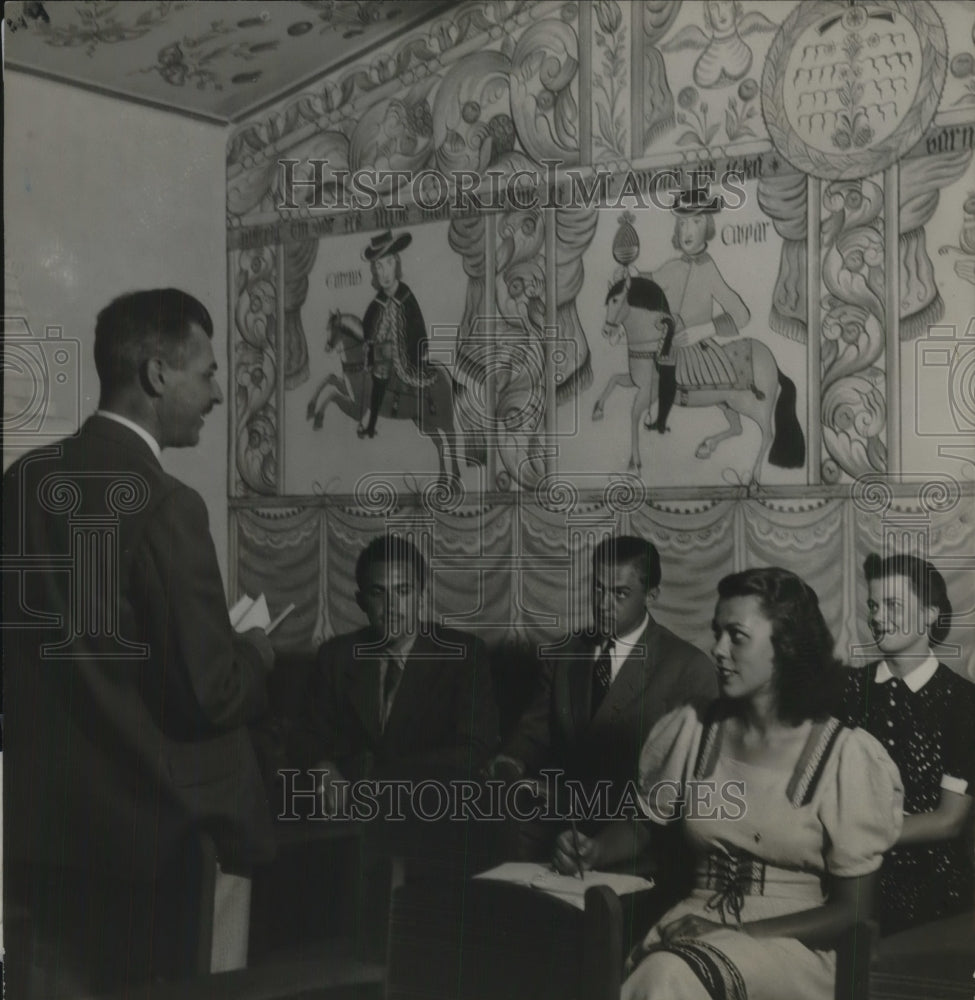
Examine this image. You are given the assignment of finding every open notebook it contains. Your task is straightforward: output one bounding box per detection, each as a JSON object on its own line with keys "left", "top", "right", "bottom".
{"left": 229, "top": 593, "right": 295, "bottom": 635}
{"left": 473, "top": 863, "right": 654, "bottom": 911}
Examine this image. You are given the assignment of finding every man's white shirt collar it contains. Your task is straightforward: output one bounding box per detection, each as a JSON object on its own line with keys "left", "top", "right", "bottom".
{"left": 874, "top": 653, "right": 938, "bottom": 692}
{"left": 597, "top": 613, "right": 650, "bottom": 683}
{"left": 97, "top": 410, "right": 161, "bottom": 460}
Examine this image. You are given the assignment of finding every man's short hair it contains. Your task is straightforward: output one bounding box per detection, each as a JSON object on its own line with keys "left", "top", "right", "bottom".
{"left": 94, "top": 288, "right": 213, "bottom": 400}
{"left": 592, "top": 535, "right": 661, "bottom": 591}
{"left": 355, "top": 534, "right": 427, "bottom": 592}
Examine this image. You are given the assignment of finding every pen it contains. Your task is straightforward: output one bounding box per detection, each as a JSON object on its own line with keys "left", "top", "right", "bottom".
{"left": 267, "top": 602, "right": 296, "bottom": 635}
{"left": 570, "top": 818, "right": 585, "bottom": 880}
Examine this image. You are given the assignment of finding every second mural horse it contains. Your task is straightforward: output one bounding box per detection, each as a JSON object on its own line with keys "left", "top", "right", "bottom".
{"left": 598, "top": 274, "right": 805, "bottom": 483}
{"left": 307, "top": 310, "right": 461, "bottom": 481}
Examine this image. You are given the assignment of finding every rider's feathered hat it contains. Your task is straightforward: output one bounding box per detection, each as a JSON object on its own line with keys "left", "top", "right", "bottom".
{"left": 363, "top": 229, "right": 412, "bottom": 261}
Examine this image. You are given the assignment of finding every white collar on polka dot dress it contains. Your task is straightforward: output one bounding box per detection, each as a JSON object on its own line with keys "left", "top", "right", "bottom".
{"left": 875, "top": 653, "right": 938, "bottom": 692}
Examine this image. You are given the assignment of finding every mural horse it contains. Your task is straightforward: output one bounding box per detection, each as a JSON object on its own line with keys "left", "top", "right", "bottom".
{"left": 307, "top": 310, "right": 460, "bottom": 481}
{"left": 594, "top": 275, "right": 805, "bottom": 483}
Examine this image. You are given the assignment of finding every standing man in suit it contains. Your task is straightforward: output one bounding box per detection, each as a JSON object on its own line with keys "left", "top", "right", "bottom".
{"left": 486, "top": 534, "right": 715, "bottom": 870}
{"left": 3, "top": 289, "right": 275, "bottom": 996}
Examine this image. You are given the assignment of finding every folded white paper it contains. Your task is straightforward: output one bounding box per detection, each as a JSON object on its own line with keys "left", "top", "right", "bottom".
{"left": 473, "top": 862, "right": 654, "bottom": 910}
{"left": 229, "top": 593, "right": 271, "bottom": 633}
{"left": 230, "top": 593, "right": 296, "bottom": 635}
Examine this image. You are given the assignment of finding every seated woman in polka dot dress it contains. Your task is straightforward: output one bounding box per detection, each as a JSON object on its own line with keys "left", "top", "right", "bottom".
{"left": 842, "top": 553, "right": 975, "bottom": 935}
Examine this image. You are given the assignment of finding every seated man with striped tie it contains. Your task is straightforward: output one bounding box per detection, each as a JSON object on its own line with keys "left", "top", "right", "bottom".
{"left": 290, "top": 534, "right": 498, "bottom": 956}
{"left": 292, "top": 533, "right": 497, "bottom": 811}
{"left": 486, "top": 535, "right": 715, "bottom": 874}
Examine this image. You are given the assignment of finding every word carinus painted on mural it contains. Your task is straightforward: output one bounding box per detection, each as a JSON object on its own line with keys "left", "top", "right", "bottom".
{"left": 321, "top": 269, "right": 364, "bottom": 289}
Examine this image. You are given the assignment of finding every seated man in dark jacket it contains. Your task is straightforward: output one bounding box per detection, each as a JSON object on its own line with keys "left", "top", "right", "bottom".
{"left": 290, "top": 534, "right": 498, "bottom": 955}
{"left": 486, "top": 535, "right": 716, "bottom": 875}
{"left": 292, "top": 534, "right": 497, "bottom": 800}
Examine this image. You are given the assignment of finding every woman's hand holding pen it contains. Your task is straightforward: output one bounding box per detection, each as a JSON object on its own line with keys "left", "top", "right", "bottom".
{"left": 552, "top": 828, "right": 601, "bottom": 875}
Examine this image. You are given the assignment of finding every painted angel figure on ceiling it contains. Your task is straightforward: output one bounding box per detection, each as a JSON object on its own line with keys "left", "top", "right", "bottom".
{"left": 661, "top": 0, "right": 776, "bottom": 89}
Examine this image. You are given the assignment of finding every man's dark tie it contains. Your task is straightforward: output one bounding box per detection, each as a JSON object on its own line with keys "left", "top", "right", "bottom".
{"left": 381, "top": 655, "right": 403, "bottom": 730}
{"left": 591, "top": 640, "right": 614, "bottom": 717}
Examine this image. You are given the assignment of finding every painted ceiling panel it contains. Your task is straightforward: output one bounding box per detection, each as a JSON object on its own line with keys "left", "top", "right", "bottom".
{"left": 4, "top": 0, "right": 454, "bottom": 122}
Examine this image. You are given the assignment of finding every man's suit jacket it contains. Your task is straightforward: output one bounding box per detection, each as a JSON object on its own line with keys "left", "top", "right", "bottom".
{"left": 502, "top": 618, "right": 716, "bottom": 799}
{"left": 2, "top": 415, "right": 274, "bottom": 879}
{"left": 292, "top": 626, "right": 498, "bottom": 784}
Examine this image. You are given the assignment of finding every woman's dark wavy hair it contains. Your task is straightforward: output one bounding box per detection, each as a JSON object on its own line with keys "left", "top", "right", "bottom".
{"left": 716, "top": 567, "right": 843, "bottom": 725}
{"left": 863, "top": 553, "right": 952, "bottom": 645}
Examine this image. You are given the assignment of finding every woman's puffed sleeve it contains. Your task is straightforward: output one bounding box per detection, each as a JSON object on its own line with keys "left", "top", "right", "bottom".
{"left": 820, "top": 728, "right": 904, "bottom": 877}
{"left": 636, "top": 704, "right": 706, "bottom": 825}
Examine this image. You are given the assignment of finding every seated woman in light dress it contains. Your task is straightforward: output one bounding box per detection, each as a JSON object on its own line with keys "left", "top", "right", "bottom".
{"left": 568, "top": 567, "right": 904, "bottom": 1000}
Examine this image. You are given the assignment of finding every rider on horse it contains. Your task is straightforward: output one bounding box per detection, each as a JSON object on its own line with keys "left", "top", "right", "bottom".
{"left": 358, "top": 230, "right": 433, "bottom": 439}
{"left": 628, "top": 189, "right": 751, "bottom": 433}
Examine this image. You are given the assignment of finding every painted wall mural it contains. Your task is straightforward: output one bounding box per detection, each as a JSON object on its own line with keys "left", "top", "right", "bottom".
{"left": 226, "top": 0, "right": 975, "bottom": 671}
{"left": 232, "top": 246, "right": 279, "bottom": 496}
{"left": 661, "top": 2, "right": 775, "bottom": 93}
{"left": 587, "top": 193, "right": 805, "bottom": 484}
{"left": 293, "top": 221, "right": 468, "bottom": 495}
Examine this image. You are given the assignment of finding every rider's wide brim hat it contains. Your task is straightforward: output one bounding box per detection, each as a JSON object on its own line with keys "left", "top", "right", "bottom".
{"left": 671, "top": 186, "right": 723, "bottom": 215}
{"left": 363, "top": 230, "right": 413, "bottom": 261}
